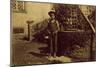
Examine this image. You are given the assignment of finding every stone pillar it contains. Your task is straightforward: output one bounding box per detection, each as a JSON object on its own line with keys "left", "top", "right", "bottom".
{"left": 27, "top": 20, "right": 33, "bottom": 41}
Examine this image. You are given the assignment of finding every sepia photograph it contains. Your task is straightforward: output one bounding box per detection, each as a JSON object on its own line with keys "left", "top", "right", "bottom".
{"left": 11, "top": 0, "right": 96, "bottom": 66}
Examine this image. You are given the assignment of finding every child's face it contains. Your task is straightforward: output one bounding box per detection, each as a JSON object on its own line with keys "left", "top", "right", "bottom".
{"left": 50, "top": 13, "right": 55, "bottom": 19}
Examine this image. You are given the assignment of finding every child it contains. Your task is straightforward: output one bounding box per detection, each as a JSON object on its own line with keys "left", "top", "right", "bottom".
{"left": 47, "top": 11, "right": 60, "bottom": 57}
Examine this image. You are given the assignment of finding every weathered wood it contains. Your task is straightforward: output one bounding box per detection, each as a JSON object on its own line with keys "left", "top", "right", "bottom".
{"left": 79, "top": 7, "right": 95, "bottom": 34}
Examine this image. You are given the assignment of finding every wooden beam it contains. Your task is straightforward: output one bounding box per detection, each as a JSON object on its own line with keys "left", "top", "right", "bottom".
{"left": 78, "top": 7, "right": 96, "bottom": 34}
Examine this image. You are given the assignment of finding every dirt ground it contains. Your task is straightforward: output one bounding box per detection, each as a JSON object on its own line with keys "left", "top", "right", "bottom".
{"left": 11, "top": 34, "right": 95, "bottom": 66}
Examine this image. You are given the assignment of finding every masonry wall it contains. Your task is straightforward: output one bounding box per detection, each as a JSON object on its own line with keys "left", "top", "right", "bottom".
{"left": 12, "top": 2, "right": 53, "bottom": 35}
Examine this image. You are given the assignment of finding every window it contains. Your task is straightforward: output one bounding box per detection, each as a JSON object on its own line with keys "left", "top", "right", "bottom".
{"left": 13, "top": 27, "right": 24, "bottom": 34}
{"left": 11, "top": 0, "right": 26, "bottom": 13}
